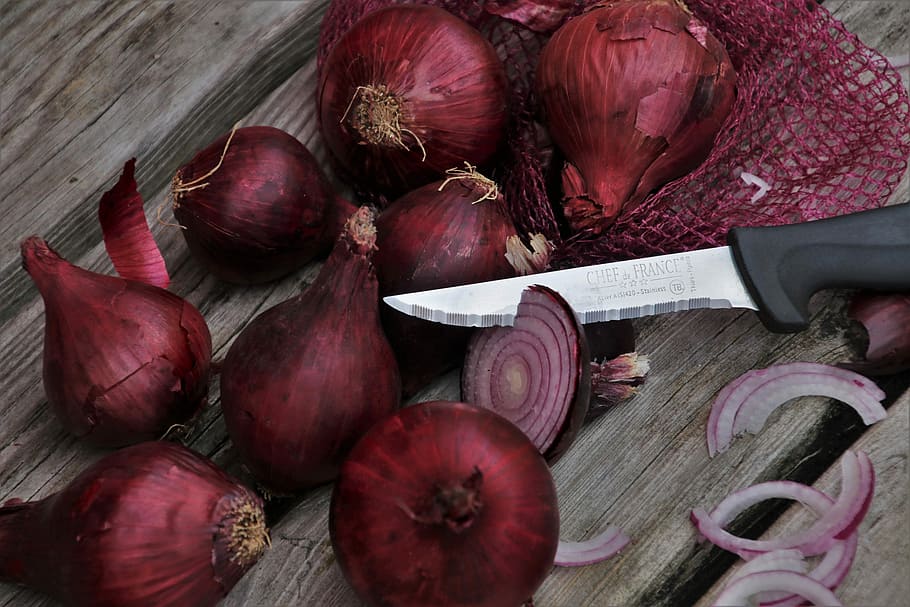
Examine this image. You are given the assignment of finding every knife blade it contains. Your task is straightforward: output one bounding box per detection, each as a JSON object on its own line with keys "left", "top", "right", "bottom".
{"left": 383, "top": 203, "right": 910, "bottom": 332}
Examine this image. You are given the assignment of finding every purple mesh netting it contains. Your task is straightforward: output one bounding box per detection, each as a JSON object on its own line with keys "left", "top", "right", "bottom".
{"left": 317, "top": 0, "right": 909, "bottom": 267}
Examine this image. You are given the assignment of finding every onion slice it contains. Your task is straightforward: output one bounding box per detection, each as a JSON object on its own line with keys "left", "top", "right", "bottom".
{"left": 98, "top": 158, "right": 169, "bottom": 289}
{"left": 710, "top": 483, "right": 858, "bottom": 605}
{"left": 706, "top": 363, "right": 886, "bottom": 457}
{"left": 691, "top": 450, "right": 874, "bottom": 558}
{"left": 554, "top": 526, "right": 631, "bottom": 567}
{"left": 710, "top": 571, "right": 843, "bottom": 607}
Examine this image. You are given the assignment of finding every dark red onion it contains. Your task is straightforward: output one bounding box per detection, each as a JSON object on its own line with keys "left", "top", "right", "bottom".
{"left": 375, "top": 167, "right": 520, "bottom": 396}
{"left": 536, "top": 0, "right": 736, "bottom": 232}
{"left": 21, "top": 237, "right": 212, "bottom": 447}
{"left": 172, "top": 125, "right": 356, "bottom": 284}
{"left": 462, "top": 286, "right": 648, "bottom": 461}
{"left": 318, "top": 5, "right": 510, "bottom": 196}
{"left": 842, "top": 292, "right": 910, "bottom": 375}
{"left": 330, "top": 400, "right": 559, "bottom": 607}
{"left": 0, "top": 441, "right": 267, "bottom": 606}
{"left": 220, "top": 206, "right": 400, "bottom": 494}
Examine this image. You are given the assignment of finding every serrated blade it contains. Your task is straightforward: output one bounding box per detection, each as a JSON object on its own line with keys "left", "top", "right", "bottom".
{"left": 383, "top": 246, "right": 758, "bottom": 327}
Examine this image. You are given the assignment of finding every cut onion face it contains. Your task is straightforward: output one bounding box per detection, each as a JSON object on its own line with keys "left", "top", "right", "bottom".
{"left": 706, "top": 363, "right": 886, "bottom": 457}
{"left": 554, "top": 526, "right": 630, "bottom": 567}
{"left": 692, "top": 450, "right": 874, "bottom": 558}
{"left": 462, "top": 285, "right": 591, "bottom": 462}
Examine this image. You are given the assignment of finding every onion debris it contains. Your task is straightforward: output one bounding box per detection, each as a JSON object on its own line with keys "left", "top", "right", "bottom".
{"left": 462, "top": 285, "right": 647, "bottom": 462}
{"left": 692, "top": 450, "right": 874, "bottom": 559}
{"left": 706, "top": 362, "right": 886, "bottom": 457}
{"left": 554, "top": 526, "right": 631, "bottom": 567}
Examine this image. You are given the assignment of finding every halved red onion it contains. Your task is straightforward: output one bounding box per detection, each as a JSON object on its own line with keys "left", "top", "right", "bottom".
{"left": 554, "top": 525, "right": 631, "bottom": 567}
{"left": 98, "top": 158, "right": 169, "bottom": 289}
{"left": 842, "top": 292, "right": 910, "bottom": 375}
{"left": 710, "top": 571, "right": 843, "bottom": 607}
{"left": 691, "top": 450, "right": 874, "bottom": 558}
{"left": 706, "top": 363, "right": 886, "bottom": 457}
{"left": 462, "top": 285, "right": 591, "bottom": 462}
{"left": 710, "top": 484, "right": 858, "bottom": 606}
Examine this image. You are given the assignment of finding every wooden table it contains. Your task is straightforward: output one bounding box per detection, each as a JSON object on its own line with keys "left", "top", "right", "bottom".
{"left": 1, "top": 1, "right": 907, "bottom": 605}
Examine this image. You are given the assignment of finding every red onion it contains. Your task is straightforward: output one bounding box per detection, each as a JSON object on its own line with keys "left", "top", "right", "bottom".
{"left": 98, "top": 158, "right": 170, "bottom": 289}
{"left": 318, "top": 5, "right": 510, "bottom": 196}
{"left": 842, "top": 292, "right": 910, "bottom": 375}
{"left": 691, "top": 450, "right": 874, "bottom": 558}
{"left": 0, "top": 442, "right": 268, "bottom": 606}
{"left": 220, "top": 206, "right": 400, "bottom": 494}
{"left": 330, "top": 400, "right": 559, "bottom": 607}
{"left": 484, "top": 0, "right": 574, "bottom": 33}
{"left": 462, "top": 285, "right": 648, "bottom": 461}
{"left": 21, "top": 237, "right": 212, "bottom": 447}
{"left": 536, "top": 0, "right": 736, "bottom": 232}
{"left": 706, "top": 363, "right": 886, "bottom": 457}
{"left": 171, "top": 125, "right": 356, "bottom": 284}
{"left": 376, "top": 166, "right": 519, "bottom": 396}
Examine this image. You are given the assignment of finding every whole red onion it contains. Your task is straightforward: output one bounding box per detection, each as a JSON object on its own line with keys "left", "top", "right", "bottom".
{"left": 843, "top": 292, "right": 910, "bottom": 375}
{"left": 331, "top": 400, "right": 559, "bottom": 607}
{"left": 375, "top": 167, "right": 519, "bottom": 396}
{"left": 220, "top": 206, "right": 400, "bottom": 494}
{"left": 0, "top": 441, "right": 268, "bottom": 607}
{"left": 172, "top": 125, "right": 356, "bottom": 284}
{"left": 318, "top": 5, "right": 510, "bottom": 196}
{"left": 536, "top": 0, "right": 737, "bottom": 232}
{"left": 21, "top": 237, "right": 212, "bottom": 447}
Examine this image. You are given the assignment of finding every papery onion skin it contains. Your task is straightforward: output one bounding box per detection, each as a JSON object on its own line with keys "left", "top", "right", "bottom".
{"left": 843, "top": 292, "right": 910, "bottom": 375}
{"left": 0, "top": 442, "right": 267, "bottom": 607}
{"left": 220, "top": 206, "right": 400, "bottom": 494}
{"left": 330, "top": 400, "right": 559, "bottom": 607}
{"left": 21, "top": 237, "right": 212, "bottom": 447}
{"left": 172, "top": 126, "right": 356, "bottom": 284}
{"left": 536, "top": 0, "right": 736, "bottom": 232}
{"left": 318, "top": 5, "right": 510, "bottom": 196}
{"left": 376, "top": 171, "right": 519, "bottom": 396}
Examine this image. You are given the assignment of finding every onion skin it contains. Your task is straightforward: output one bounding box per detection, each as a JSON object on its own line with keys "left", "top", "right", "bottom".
{"left": 843, "top": 292, "right": 910, "bottom": 375}
{"left": 318, "top": 5, "right": 510, "bottom": 196}
{"left": 21, "top": 237, "right": 212, "bottom": 447}
{"left": 220, "top": 206, "right": 400, "bottom": 494}
{"left": 376, "top": 171, "right": 519, "bottom": 396}
{"left": 536, "top": 0, "right": 737, "bottom": 232}
{"left": 330, "top": 400, "right": 559, "bottom": 607}
{"left": 0, "top": 442, "right": 267, "bottom": 607}
{"left": 172, "top": 126, "right": 356, "bottom": 284}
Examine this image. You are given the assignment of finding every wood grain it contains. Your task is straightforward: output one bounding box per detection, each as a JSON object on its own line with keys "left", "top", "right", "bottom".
{"left": 0, "top": 1, "right": 907, "bottom": 606}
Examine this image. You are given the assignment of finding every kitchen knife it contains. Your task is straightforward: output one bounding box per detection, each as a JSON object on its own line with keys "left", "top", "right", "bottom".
{"left": 383, "top": 203, "right": 910, "bottom": 332}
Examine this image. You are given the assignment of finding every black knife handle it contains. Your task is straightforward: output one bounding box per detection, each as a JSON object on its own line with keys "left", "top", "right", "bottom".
{"left": 727, "top": 203, "right": 910, "bottom": 333}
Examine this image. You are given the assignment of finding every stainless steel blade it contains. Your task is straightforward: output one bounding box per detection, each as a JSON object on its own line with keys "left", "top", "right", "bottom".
{"left": 383, "top": 246, "right": 758, "bottom": 327}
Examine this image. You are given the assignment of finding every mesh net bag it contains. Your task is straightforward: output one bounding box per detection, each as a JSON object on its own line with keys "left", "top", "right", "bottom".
{"left": 317, "top": 0, "right": 909, "bottom": 268}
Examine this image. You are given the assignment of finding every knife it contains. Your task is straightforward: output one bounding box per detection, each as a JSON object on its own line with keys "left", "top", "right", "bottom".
{"left": 383, "top": 203, "right": 910, "bottom": 332}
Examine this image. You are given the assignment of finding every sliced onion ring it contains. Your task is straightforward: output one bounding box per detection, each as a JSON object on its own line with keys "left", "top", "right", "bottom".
{"left": 710, "top": 483, "right": 858, "bottom": 605}
{"left": 462, "top": 285, "right": 590, "bottom": 461}
{"left": 692, "top": 451, "right": 874, "bottom": 558}
{"left": 554, "top": 525, "right": 630, "bottom": 567}
{"left": 706, "top": 363, "right": 886, "bottom": 457}
{"left": 710, "top": 571, "right": 843, "bottom": 607}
